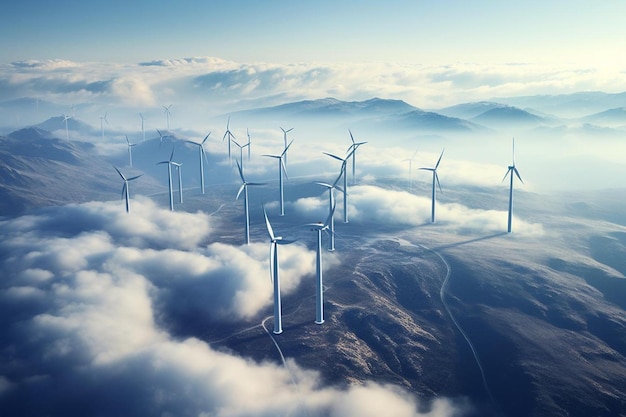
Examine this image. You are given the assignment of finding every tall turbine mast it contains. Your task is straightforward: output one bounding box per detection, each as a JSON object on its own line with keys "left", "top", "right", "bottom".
{"left": 163, "top": 104, "right": 172, "bottom": 130}
{"left": 185, "top": 131, "right": 211, "bottom": 195}
{"left": 236, "top": 161, "right": 266, "bottom": 245}
{"left": 140, "top": 113, "right": 146, "bottom": 142}
{"left": 62, "top": 114, "right": 71, "bottom": 141}
{"left": 99, "top": 112, "right": 108, "bottom": 140}
{"left": 306, "top": 203, "right": 336, "bottom": 325}
{"left": 316, "top": 169, "right": 344, "bottom": 251}
{"left": 222, "top": 117, "right": 236, "bottom": 165}
{"left": 420, "top": 149, "right": 444, "bottom": 223}
{"left": 403, "top": 150, "right": 418, "bottom": 191}
{"left": 264, "top": 208, "right": 294, "bottom": 334}
{"left": 263, "top": 140, "right": 293, "bottom": 216}
{"left": 324, "top": 148, "right": 355, "bottom": 223}
{"left": 157, "top": 147, "right": 177, "bottom": 211}
{"left": 502, "top": 138, "right": 524, "bottom": 233}
{"left": 125, "top": 136, "right": 136, "bottom": 167}
{"left": 114, "top": 166, "right": 142, "bottom": 213}
{"left": 347, "top": 129, "right": 367, "bottom": 186}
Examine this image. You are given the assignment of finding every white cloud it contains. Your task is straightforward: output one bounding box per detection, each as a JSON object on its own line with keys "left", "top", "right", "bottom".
{"left": 0, "top": 199, "right": 465, "bottom": 417}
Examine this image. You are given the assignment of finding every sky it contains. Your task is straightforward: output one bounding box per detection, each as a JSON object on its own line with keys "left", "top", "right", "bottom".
{"left": 3, "top": 1, "right": 626, "bottom": 68}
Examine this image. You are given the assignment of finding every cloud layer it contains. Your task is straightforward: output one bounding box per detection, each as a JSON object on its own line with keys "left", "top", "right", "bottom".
{"left": 0, "top": 197, "right": 467, "bottom": 416}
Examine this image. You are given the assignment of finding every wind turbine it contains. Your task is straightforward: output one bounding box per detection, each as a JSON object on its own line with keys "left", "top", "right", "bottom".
{"left": 316, "top": 170, "right": 344, "bottom": 251}
{"left": 62, "top": 114, "right": 71, "bottom": 141}
{"left": 403, "top": 150, "right": 418, "bottom": 191}
{"left": 163, "top": 104, "right": 172, "bottom": 130}
{"left": 231, "top": 138, "right": 249, "bottom": 173}
{"left": 264, "top": 208, "right": 295, "bottom": 334}
{"left": 246, "top": 128, "right": 252, "bottom": 161}
{"left": 139, "top": 113, "right": 145, "bottom": 142}
{"left": 156, "top": 128, "right": 170, "bottom": 151}
{"left": 347, "top": 129, "right": 367, "bottom": 186}
{"left": 173, "top": 161, "right": 183, "bottom": 204}
{"left": 99, "top": 112, "right": 108, "bottom": 140}
{"left": 125, "top": 136, "right": 136, "bottom": 167}
{"left": 307, "top": 203, "right": 336, "bottom": 325}
{"left": 114, "top": 166, "right": 142, "bottom": 213}
{"left": 263, "top": 140, "right": 293, "bottom": 216}
{"left": 236, "top": 161, "right": 266, "bottom": 245}
{"left": 502, "top": 138, "right": 524, "bottom": 233}
{"left": 420, "top": 149, "right": 444, "bottom": 223}
{"left": 222, "top": 117, "right": 236, "bottom": 165}
{"left": 324, "top": 148, "right": 354, "bottom": 223}
{"left": 157, "top": 147, "right": 177, "bottom": 211}
{"left": 280, "top": 127, "right": 293, "bottom": 165}
{"left": 185, "top": 132, "right": 211, "bottom": 194}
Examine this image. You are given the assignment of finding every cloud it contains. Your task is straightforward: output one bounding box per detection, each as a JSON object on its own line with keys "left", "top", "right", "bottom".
{"left": 0, "top": 198, "right": 466, "bottom": 416}
{"left": 292, "top": 185, "right": 543, "bottom": 236}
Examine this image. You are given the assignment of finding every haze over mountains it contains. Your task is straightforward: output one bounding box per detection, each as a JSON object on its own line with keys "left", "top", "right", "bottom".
{"left": 1, "top": 87, "right": 626, "bottom": 417}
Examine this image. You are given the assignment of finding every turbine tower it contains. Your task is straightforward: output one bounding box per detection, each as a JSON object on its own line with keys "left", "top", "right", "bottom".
{"left": 246, "top": 128, "right": 252, "bottom": 161}
{"left": 185, "top": 132, "right": 211, "bottom": 194}
{"left": 114, "top": 166, "right": 141, "bottom": 213}
{"left": 420, "top": 149, "right": 444, "bottom": 223}
{"left": 280, "top": 127, "right": 293, "bottom": 166}
{"left": 316, "top": 170, "right": 344, "bottom": 251}
{"left": 163, "top": 104, "right": 172, "bottom": 130}
{"left": 157, "top": 147, "right": 177, "bottom": 211}
{"left": 264, "top": 208, "right": 294, "bottom": 334}
{"left": 125, "top": 136, "right": 136, "bottom": 167}
{"left": 222, "top": 117, "right": 236, "bottom": 165}
{"left": 324, "top": 148, "right": 354, "bottom": 223}
{"left": 62, "top": 114, "right": 71, "bottom": 141}
{"left": 307, "top": 203, "right": 336, "bottom": 325}
{"left": 263, "top": 140, "right": 293, "bottom": 216}
{"left": 236, "top": 161, "right": 266, "bottom": 245}
{"left": 173, "top": 161, "right": 183, "bottom": 204}
{"left": 502, "top": 138, "right": 524, "bottom": 233}
{"left": 140, "top": 113, "right": 146, "bottom": 142}
{"left": 231, "top": 138, "right": 249, "bottom": 173}
{"left": 348, "top": 129, "right": 367, "bottom": 186}
{"left": 403, "top": 150, "right": 418, "bottom": 191}
{"left": 99, "top": 112, "right": 108, "bottom": 140}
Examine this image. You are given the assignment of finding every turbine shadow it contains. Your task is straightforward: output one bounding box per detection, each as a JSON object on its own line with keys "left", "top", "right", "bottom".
{"left": 432, "top": 232, "right": 507, "bottom": 251}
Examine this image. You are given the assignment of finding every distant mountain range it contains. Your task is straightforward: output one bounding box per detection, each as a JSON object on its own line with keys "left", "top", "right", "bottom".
{"left": 0, "top": 127, "right": 159, "bottom": 216}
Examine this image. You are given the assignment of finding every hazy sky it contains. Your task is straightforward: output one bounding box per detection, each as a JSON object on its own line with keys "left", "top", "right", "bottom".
{"left": 3, "top": 1, "right": 626, "bottom": 68}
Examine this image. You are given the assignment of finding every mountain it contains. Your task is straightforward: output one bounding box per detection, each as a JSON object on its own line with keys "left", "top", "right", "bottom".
{"left": 390, "top": 109, "right": 486, "bottom": 132}
{"left": 0, "top": 127, "right": 157, "bottom": 216}
{"left": 581, "top": 107, "right": 626, "bottom": 127}
{"left": 493, "top": 91, "right": 626, "bottom": 118}
{"left": 34, "top": 115, "right": 99, "bottom": 138}
{"left": 471, "top": 105, "right": 546, "bottom": 128}
{"left": 436, "top": 101, "right": 508, "bottom": 119}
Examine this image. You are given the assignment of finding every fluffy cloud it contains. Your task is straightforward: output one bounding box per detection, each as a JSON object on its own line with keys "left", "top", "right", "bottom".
{"left": 0, "top": 198, "right": 466, "bottom": 416}
{"left": 292, "top": 185, "right": 543, "bottom": 236}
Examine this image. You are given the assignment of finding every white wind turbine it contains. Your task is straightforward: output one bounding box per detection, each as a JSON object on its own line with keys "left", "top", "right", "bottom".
{"left": 222, "top": 117, "right": 236, "bottom": 165}
{"left": 246, "top": 128, "right": 252, "bottom": 161}
{"left": 306, "top": 203, "right": 336, "bottom": 325}
{"left": 348, "top": 129, "right": 367, "bottom": 186}
{"left": 316, "top": 170, "right": 344, "bottom": 251}
{"left": 502, "top": 138, "right": 524, "bottom": 233}
{"left": 99, "top": 112, "right": 108, "bottom": 140}
{"left": 280, "top": 127, "right": 293, "bottom": 165}
{"left": 114, "top": 166, "right": 142, "bottom": 213}
{"left": 163, "top": 104, "right": 172, "bottom": 130}
{"left": 231, "top": 138, "right": 249, "bottom": 173}
{"left": 264, "top": 208, "right": 295, "bottom": 334}
{"left": 173, "top": 161, "right": 183, "bottom": 204}
{"left": 139, "top": 113, "right": 146, "bottom": 142}
{"left": 125, "top": 136, "right": 137, "bottom": 167}
{"left": 324, "top": 148, "right": 354, "bottom": 223}
{"left": 403, "top": 150, "right": 418, "bottom": 191}
{"left": 185, "top": 132, "right": 211, "bottom": 194}
{"left": 236, "top": 161, "right": 266, "bottom": 245}
{"left": 157, "top": 147, "right": 177, "bottom": 211}
{"left": 62, "top": 114, "right": 71, "bottom": 141}
{"left": 156, "top": 128, "right": 171, "bottom": 151}
{"left": 263, "top": 140, "right": 293, "bottom": 216}
{"left": 420, "top": 149, "right": 444, "bottom": 223}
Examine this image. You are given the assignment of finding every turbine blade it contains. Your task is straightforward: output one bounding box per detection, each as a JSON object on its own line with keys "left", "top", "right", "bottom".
{"left": 324, "top": 152, "right": 344, "bottom": 162}
{"left": 435, "top": 172, "right": 443, "bottom": 193}
{"left": 276, "top": 239, "right": 296, "bottom": 245}
{"left": 247, "top": 182, "right": 267, "bottom": 186}
{"left": 282, "top": 139, "right": 294, "bottom": 156}
{"left": 435, "top": 149, "right": 445, "bottom": 169}
{"left": 236, "top": 183, "right": 246, "bottom": 200}
{"left": 127, "top": 174, "right": 142, "bottom": 181}
{"left": 324, "top": 202, "right": 337, "bottom": 227}
{"left": 281, "top": 158, "right": 288, "bottom": 180}
{"left": 502, "top": 168, "right": 512, "bottom": 183}
{"left": 236, "top": 160, "right": 245, "bottom": 183}
{"left": 349, "top": 129, "right": 355, "bottom": 144}
{"left": 316, "top": 182, "right": 333, "bottom": 189}
{"left": 202, "top": 131, "right": 211, "bottom": 144}
{"left": 263, "top": 207, "right": 276, "bottom": 240}
{"left": 269, "top": 243, "right": 274, "bottom": 284}
{"left": 121, "top": 183, "right": 126, "bottom": 200}
{"left": 513, "top": 167, "right": 524, "bottom": 184}
{"left": 113, "top": 165, "right": 126, "bottom": 181}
